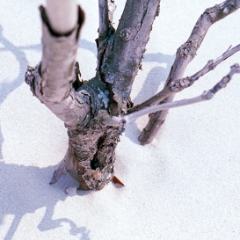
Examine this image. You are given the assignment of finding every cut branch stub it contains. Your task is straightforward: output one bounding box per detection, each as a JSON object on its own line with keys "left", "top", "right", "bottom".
{"left": 39, "top": 5, "right": 85, "bottom": 103}
{"left": 26, "top": 6, "right": 90, "bottom": 129}
{"left": 46, "top": 0, "right": 78, "bottom": 34}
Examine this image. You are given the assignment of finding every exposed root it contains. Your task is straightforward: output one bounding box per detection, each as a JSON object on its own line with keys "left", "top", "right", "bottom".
{"left": 49, "top": 149, "right": 74, "bottom": 185}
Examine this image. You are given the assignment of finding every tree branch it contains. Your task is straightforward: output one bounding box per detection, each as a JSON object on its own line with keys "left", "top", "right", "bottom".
{"left": 98, "top": 0, "right": 109, "bottom": 41}
{"left": 125, "top": 64, "right": 240, "bottom": 122}
{"left": 100, "top": 0, "right": 161, "bottom": 115}
{"left": 105, "top": 64, "right": 240, "bottom": 126}
{"left": 25, "top": 5, "right": 89, "bottom": 129}
{"left": 98, "top": 0, "right": 116, "bottom": 41}
{"left": 138, "top": 0, "right": 240, "bottom": 145}
{"left": 129, "top": 43, "right": 240, "bottom": 113}
{"left": 46, "top": 0, "right": 78, "bottom": 34}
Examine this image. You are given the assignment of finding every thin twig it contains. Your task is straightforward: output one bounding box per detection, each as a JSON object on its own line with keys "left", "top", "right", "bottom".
{"left": 170, "top": 44, "right": 240, "bottom": 92}
{"left": 138, "top": 0, "right": 240, "bottom": 145}
{"left": 125, "top": 64, "right": 240, "bottom": 123}
{"left": 129, "top": 43, "right": 240, "bottom": 113}
{"left": 104, "top": 64, "right": 240, "bottom": 126}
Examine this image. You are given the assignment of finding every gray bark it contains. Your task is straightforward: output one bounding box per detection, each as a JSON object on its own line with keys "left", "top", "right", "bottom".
{"left": 26, "top": 1, "right": 160, "bottom": 190}
{"left": 25, "top": 0, "right": 240, "bottom": 191}
{"left": 137, "top": 0, "right": 240, "bottom": 145}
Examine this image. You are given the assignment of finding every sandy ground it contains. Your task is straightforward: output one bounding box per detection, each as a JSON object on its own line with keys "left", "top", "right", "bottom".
{"left": 0, "top": 0, "right": 240, "bottom": 239}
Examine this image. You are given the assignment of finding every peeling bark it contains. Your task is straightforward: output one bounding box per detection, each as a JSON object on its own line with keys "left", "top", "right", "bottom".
{"left": 26, "top": 1, "right": 160, "bottom": 190}
{"left": 25, "top": 0, "right": 240, "bottom": 191}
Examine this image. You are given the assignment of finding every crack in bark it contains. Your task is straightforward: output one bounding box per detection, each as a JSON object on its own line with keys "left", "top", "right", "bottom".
{"left": 25, "top": 0, "right": 240, "bottom": 191}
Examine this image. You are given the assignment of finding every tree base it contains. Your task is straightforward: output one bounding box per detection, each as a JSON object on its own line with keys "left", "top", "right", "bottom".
{"left": 50, "top": 109, "right": 125, "bottom": 190}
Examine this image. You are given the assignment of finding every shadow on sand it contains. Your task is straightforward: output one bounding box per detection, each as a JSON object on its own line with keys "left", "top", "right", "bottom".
{"left": 0, "top": 161, "right": 90, "bottom": 240}
{"left": 0, "top": 127, "right": 3, "bottom": 159}
{"left": 0, "top": 24, "right": 174, "bottom": 238}
{"left": 124, "top": 52, "right": 175, "bottom": 144}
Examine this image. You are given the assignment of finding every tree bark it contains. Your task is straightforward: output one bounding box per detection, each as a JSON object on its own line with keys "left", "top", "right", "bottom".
{"left": 26, "top": 0, "right": 161, "bottom": 190}
{"left": 138, "top": 0, "right": 240, "bottom": 145}
{"left": 25, "top": 0, "right": 240, "bottom": 191}
{"left": 128, "top": 44, "right": 240, "bottom": 113}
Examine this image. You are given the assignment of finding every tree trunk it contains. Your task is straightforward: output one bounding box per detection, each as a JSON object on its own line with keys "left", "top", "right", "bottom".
{"left": 25, "top": 0, "right": 240, "bottom": 191}
{"left": 25, "top": 0, "right": 160, "bottom": 190}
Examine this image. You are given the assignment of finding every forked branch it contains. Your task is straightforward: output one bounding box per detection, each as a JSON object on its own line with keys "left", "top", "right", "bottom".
{"left": 106, "top": 64, "right": 240, "bottom": 126}
{"left": 129, "top": 43, "right": 240, "bottom": 113}
{"left": 100, "top": 0, "right": 160, "bottom": 115}
{"left": 25, "top": 0, "right": 240, "bottom": 191}
{"left": 137, "top": 0, "right": 240, "bottom": 145}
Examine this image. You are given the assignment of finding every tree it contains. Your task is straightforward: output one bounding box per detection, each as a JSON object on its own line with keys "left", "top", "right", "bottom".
{"left": 25, "top": 0, "right": 240, "bottom": 191}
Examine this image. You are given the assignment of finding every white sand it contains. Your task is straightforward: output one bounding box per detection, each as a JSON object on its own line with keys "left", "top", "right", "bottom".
{"left": 0, "top": 0, "right": 240, "bottom": 239}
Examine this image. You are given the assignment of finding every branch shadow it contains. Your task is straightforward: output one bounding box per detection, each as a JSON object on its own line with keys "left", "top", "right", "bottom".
{"left": 0, "top": 127, "right": 3, "bottom": 159}
{"left": 0, "top": 27, "right": 171, "bottom": 237}
{"left": 0, "top": 25, "right": 96, "bottom": 108}
{"left": 0, "top": 161, "right": 91, "bottom": 240}
{"left": 0, "top": 24, "right": 96, "bottom": 176}
{"left": 0, "top": 25, "right": 41, "bottom": 173}
{"left": 78, "top": 39, "right": 97, "bottom": 56}
{"left": 0, "top": 25, "right": 38, "bottom": 105}
{"left": 124, "top": 52, "right": 175, "bottom": 144}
